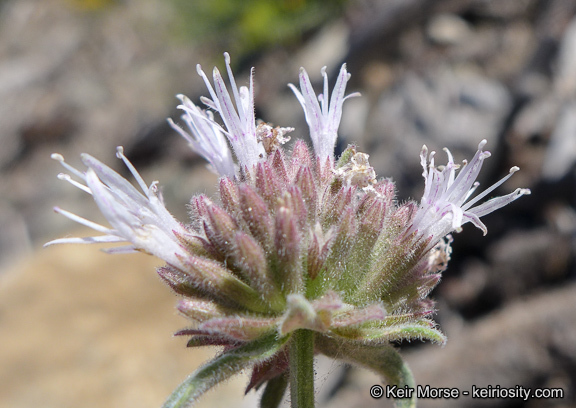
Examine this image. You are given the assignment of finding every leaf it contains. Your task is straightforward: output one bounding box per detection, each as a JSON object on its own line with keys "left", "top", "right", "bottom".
{"left": 197, "top": 316, "right": 278, "bottom": 341}
{"left": 162, "top": 332, "right": 288, "bottom": 408}
{"left": 259, "top": 373, "right": 288, "bottom": 408}
{"left": 362, "top": 324, "right": 447, "bottom": 346}
{"left": 316, "top": 335, "right": 416, "bottom": 408}
{"left": 333, "top": 320, "right": 447, "bottom": 346}
{"left": 245, "top": 348, "right": 289, "bottom": 393}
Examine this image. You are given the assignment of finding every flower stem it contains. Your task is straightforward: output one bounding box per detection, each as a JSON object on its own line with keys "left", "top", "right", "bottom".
{"left": 289, "top": 329, "right": 315, "bottom": 408}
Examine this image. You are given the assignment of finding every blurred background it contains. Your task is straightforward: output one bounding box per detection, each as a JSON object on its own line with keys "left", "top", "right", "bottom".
{"left": 0, "top": 0, "right": 575, "bottom": 407}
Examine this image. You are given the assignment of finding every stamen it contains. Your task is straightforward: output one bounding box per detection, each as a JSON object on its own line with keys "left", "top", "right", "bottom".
{"left": 223, "top": 52, "right": 243, "bottom": 116}
{"left": 464, "top": 181, "right": 480, "bottom": 201}
{"left": 51, "top": 153, "right": 86, "bottom": 180}
{"left": 321, "top": 66, "right": 329, "bottom": 117}
{"left": 199, "top": 96, "right": 218, "bottom": 111}
{"left": 44, "top": 235, "right": 126, "bottom": 247}
{"left": 115, "top": 147, "right": 149, "bottom": 195}
{"left": 462, "top": 166, "right": 520, "bottom": 211}
{"left": 57, "top": 173, "right": 92, "bottom": 194}
{"left": 196, "top": 64, "right": 219, "bottom": 107}
{"left": 53, "top": 206, "right": 113, "bottom": 234}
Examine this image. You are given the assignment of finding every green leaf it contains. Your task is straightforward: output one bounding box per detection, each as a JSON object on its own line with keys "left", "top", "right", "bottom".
{"left": 363, "top": 324, "right": 447, "bottom": 346}
{"left": 260, "top": 373, "right": 288, "bottom": 408}
{"left": 316, "top": 335, "right": 416, "bottom": 408}
{"left": 163, "top": 333, "right": 288, "bottom": 408}
{"left": 333, "top": 321, "right": 447, "bottom": 346}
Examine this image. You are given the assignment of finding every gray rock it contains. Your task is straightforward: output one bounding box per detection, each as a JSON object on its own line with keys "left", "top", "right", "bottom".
{"left": 542, "top": 103, "right": 576, "bottom": 180}
{"left": 367, "top": 67, "right": 511, "bottom": 197}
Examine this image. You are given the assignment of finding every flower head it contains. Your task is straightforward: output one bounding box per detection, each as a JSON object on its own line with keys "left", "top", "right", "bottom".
{"left": 410, "top": 139, "right": 531, "bottom": 247}
{"left": 45, "top": 147, "right": 190, "bottom": 270}
{"left": 289, "top": 64, "right": 360, "bottom": 160}
{"left": 168, "top": 95, "right": 236, "bottom": 177}
{"left": 194, "top": 52, "right": 264, "bottom": 171}
{"left": 47, "top": 54, "right": 531, "bottom": 408}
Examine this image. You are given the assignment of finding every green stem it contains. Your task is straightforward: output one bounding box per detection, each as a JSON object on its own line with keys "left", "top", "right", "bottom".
{"left": 289, "top": 329, "right": 315, "bottom": 408}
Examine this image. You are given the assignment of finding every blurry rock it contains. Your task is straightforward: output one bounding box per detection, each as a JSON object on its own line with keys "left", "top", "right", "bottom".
{"left": 540, "top": 15, "right": 576, "bottom": 181}
{"left": 426, "top": 13, "right": 472, "bottom": 46}
{"left": 507, "top": 95, "right": 557, "bottom": 187}
{"left": 542, "top": 103, "right": 576, "bottom": 181}
{"left": 440, "top": 229, "right": 572, "bottom": 313}
{"left": 486, "top": 228, "right": 571, "bottom": 295}
{"left": 368, "top": 67, "right": 511, "bottom": 197}
{"left": 554, "top": 15, "right": 576, "bottom": 97}
{"left": 292, "top": 20, "right": 349, "bottom": 81}
{"left": 0, "top": 0, "right": 82, "bottom": 167}
{"left": 469, "top": 0, "right": 538, "bottom": 20}
{"left": 0, "top": 0, "right": 210, "bottom": 253}
{"left": 545, "top": 201, "right": 576, "bottom": 236}
{"left": 0, "top": 201, "right": 31, "bottom": 269}
{"left": 0, "top": 241, "right": 260, "bottom": 408}
{"left": 438, "top": 260, "right": 488, "bottom": 310}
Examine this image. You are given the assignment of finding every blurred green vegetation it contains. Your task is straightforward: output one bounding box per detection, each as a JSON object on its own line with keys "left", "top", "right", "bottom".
{"left": 65, "top": 0, "right": 117, "bottom": 11}
{"left": 171, "top": 0, "right": 348, "bottom": 55}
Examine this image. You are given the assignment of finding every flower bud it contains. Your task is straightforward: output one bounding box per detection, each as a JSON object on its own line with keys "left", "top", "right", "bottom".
{"left": 219, "top": 177, "right": 240, "bottom": 215}
{"left": 238, "top": 184, "right": 274, "bottom": 250}
{"left": 203, "top": 202, "right": 238, "bottom": 257}
{"left": 274, "top": 206, "right": 303, "bottom": 294}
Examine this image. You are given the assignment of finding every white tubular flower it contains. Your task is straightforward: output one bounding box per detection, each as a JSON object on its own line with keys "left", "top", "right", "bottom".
{"left": 168, "top": 94, "right": 236, "bottom": 177}
{"left": 196, "top": 52, "right": 265, "bottom": 171}
{"left": 289, "top": 64, "right": 360, "bottom": 160}
{"left": 410, "top": 139, "right": 531, "bottom": 243}
{"left": 45, "top": 147, "right": 190, "bottom": 270}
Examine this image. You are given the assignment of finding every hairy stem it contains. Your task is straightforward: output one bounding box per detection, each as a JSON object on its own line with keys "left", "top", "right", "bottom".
{"left": 289, "top": 329, "right": 315, "bottom": 408}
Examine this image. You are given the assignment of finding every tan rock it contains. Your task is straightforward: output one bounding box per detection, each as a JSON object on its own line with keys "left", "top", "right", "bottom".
{"left": 0, "top": 242, "right": 258, "bottom": 408}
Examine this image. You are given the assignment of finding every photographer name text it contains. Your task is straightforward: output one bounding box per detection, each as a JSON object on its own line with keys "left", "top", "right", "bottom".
{"left": 368, "top": 384, "right": 564, "bottom": 401}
